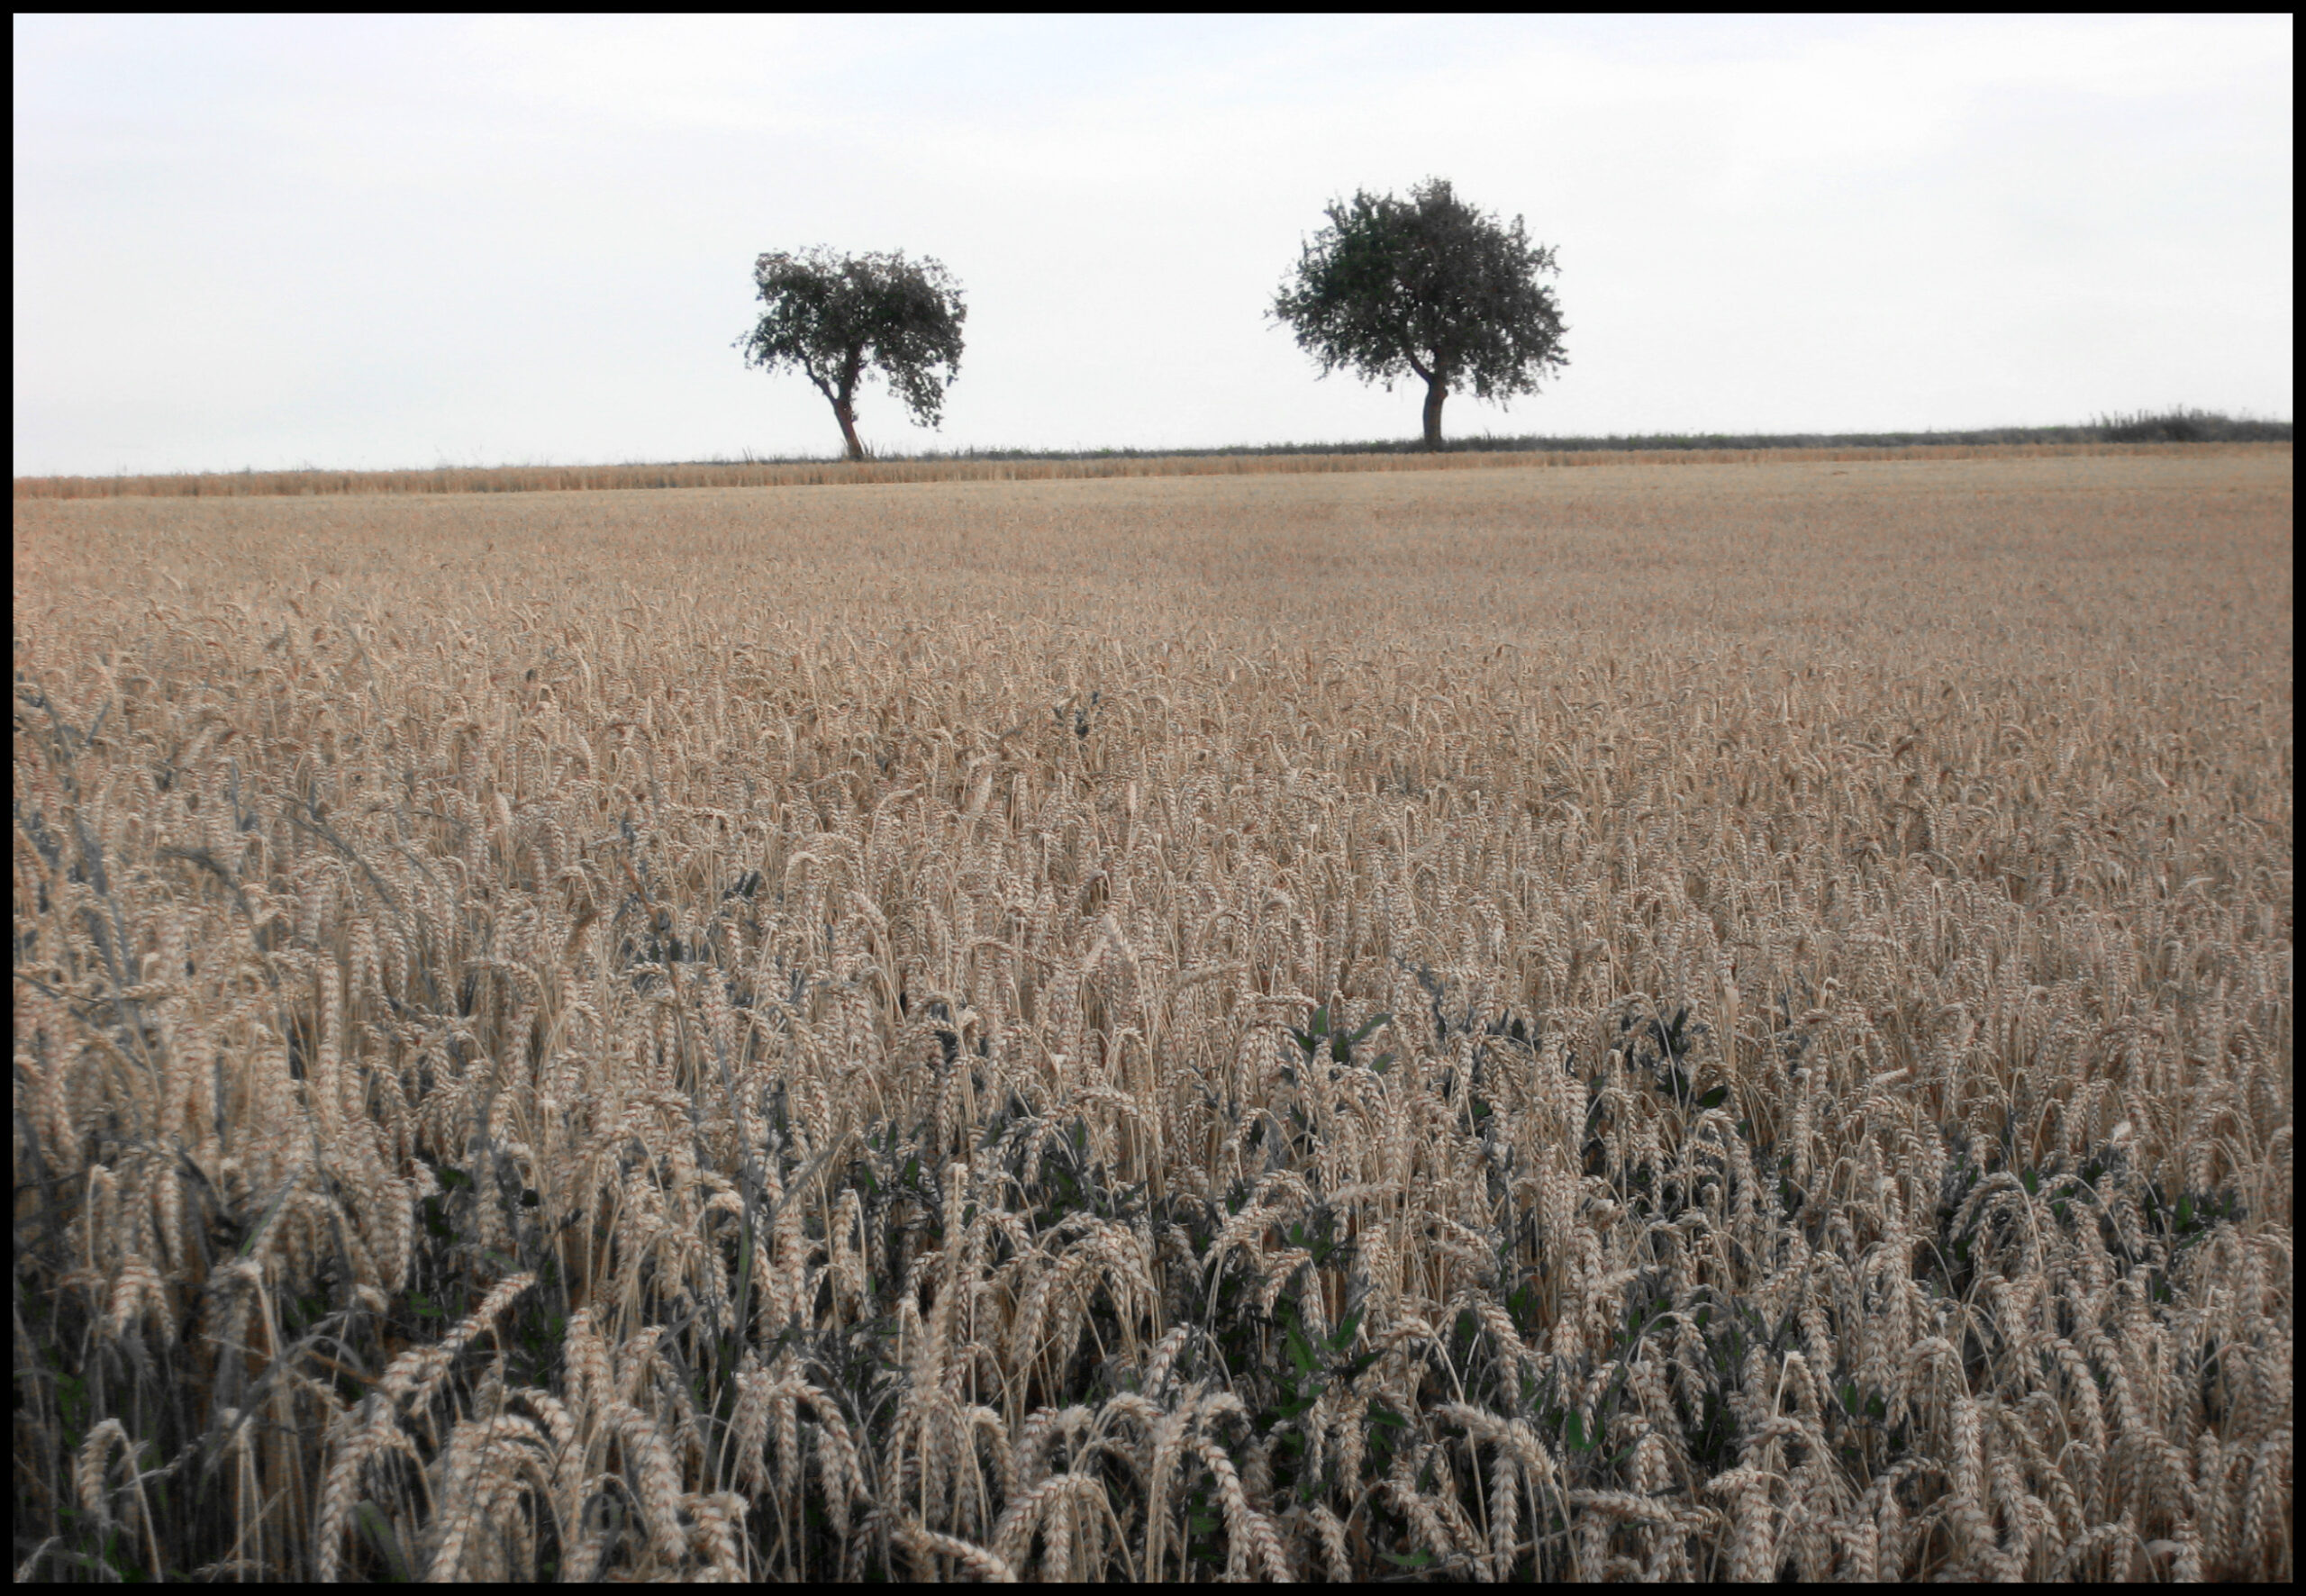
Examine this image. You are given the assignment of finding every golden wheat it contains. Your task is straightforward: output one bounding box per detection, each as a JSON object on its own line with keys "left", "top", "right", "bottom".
{"left": 13, "top": 448, "right": 2291, "bottom": 1579}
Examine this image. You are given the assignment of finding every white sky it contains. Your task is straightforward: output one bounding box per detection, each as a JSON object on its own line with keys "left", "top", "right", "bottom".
{"left": 13, "top": 14, "right": 2293, "bottom": 476}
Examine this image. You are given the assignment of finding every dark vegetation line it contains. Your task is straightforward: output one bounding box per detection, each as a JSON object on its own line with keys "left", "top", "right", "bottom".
{"left": 727, "top": 406, "right": 2293, "bottom": 463}
{"left": 1092, "top": 406, "right": 2292, "bottom": 457}
{"left": 13, "top": 408, "right": 2288, "bottom": 500}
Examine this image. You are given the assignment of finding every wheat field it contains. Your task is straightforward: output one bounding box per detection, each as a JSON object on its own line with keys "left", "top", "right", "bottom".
{"left": 13, "top": 449, "right": 2292, "bottom": 1581}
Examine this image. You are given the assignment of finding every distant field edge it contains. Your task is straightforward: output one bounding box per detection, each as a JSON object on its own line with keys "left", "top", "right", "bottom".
{"left": 14, "top": 439, "right": 2292, "bottom": 501}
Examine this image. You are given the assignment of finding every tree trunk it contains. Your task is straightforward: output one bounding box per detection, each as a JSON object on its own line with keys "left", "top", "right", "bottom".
{"left": 1421, "top": 373, "right": 1448, "bottom": 452}
{"left": 832, "top": 394, "right": 864, "bottom": 462}
{"left": 833, "top": 351, "right": 867, "bottom": 461}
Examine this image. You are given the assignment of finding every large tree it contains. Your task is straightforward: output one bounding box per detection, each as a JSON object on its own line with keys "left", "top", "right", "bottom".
{"left": 735, "top": 248, "right": 967, "bottom": 461}
{"left": 1272, "top": 178, "right": 1567, "bottom": 451}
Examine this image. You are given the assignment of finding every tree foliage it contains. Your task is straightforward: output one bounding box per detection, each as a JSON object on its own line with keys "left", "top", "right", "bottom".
{"left": 736, "top": 248, "right": 967, "bottom": 461}
{"left": 1272, "top": 178, "right": 1567, "bottom": 450}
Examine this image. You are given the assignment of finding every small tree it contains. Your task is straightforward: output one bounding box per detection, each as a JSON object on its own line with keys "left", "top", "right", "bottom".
{"left": 1272, "top": 178, "right": 1567, "bottom": 451}
{"left": 736, "top": 248, "right": 967, "bottom": 461}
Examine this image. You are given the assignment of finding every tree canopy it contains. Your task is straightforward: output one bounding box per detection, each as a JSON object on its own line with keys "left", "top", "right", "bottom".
{"left": 736, "top": 248, "right": 967, "bottom": 461}
{"left": 1271, "top": 178, "right": 1567, "bottom": 451}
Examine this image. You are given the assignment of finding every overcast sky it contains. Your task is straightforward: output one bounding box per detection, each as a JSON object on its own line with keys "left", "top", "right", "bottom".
{"left": 14, "top": 14, "right": 2293, "bottom": 476}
